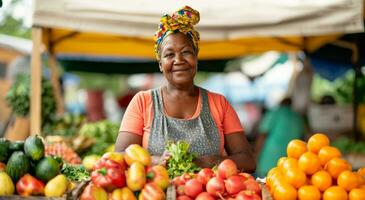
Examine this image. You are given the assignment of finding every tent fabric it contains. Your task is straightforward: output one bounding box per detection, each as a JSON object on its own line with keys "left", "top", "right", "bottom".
{"left": 32, "top": 0, "right": 364, "bottom": 60}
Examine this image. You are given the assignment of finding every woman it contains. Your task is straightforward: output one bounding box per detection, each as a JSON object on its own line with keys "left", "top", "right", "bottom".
{"left": 115, "top": 6, "right": 255, "bottom": 172}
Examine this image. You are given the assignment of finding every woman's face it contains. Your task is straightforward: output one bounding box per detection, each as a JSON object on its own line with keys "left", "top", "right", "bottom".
{"left": 159, "top": 32, "right": 198, "bottom": 87}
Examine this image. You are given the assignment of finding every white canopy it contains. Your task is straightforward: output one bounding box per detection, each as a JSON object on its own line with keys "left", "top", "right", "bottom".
{"left": 33, "top": 0, "right": 364, "bottom": 41}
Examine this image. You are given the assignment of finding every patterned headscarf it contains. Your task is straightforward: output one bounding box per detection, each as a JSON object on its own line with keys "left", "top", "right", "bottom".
{"left": 154, "top": 6, "right": 200, "bottom": 60}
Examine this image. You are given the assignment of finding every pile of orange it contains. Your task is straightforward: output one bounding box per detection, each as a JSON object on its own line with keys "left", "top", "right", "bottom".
{"left": 266, "top": 133, "right": 365, "bottom": 200}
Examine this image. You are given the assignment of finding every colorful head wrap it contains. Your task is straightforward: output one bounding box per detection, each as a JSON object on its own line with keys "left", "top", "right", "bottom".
{"left": 154, "top": 6, "right": 200, "bottom": 60}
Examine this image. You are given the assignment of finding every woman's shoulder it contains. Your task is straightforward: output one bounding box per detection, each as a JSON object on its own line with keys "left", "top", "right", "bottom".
{"left": 131, "top": 89, "right": 154, "bottom": 106}
{"left": 203, "top": 88, "right": 228, "bottom": 103}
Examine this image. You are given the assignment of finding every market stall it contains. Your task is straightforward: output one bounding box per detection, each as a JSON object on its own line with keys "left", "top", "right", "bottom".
{"left": 30, "top": 0, "right": 364, "bottom": 135}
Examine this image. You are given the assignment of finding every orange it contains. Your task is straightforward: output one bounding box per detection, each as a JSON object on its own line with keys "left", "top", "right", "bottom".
{"left": 358, "top": 167, "right": 365, "bottom": 177}
{"left": 311, "top": 170, "right": 332, "bottom": 192}
{"left": 298, "top": 152, "right": 321, "bottom": 175}
{"left": 307, "top": 133, "right": 330, "bottom": 153}
{"left": 349, "top": 188, "right": 365, "bottom": 200}
{"left": 277, "top": 157, "right": 288, "bottom": 168}
{"left": 323, "top": 186, "right": 348, "bottom": 200}
{"left": 284, "top": 167, "right": 307, "bottom": 189}
{"left": 287, "top": 139, "right": 307, "bottom": 159}
{"left": 266, "top": 167, "right": 282, "bottom": 188}
{"left": 338, "top": 171, "right": 360, "bottom": 192}
{"left": 318, "top": 146, "right": 341, "bottom": 166}
{"left": 325, "top": 157, "right": 352, "bottom": 179}
{"left": 357, "top": 173, "right": 365, "bottom": 186}
{"left": 298, "top": 185, "right": 321, "bottom": 200}
{"left": 273, "top": 182, "right": 297, "bottom": 200}
{"left": 279, "top": 157, "right": 298, "bottom": 173}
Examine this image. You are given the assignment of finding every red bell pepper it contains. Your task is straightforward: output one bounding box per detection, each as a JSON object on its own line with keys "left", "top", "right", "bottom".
{"left": 91, "top": 158, "right": 126, "bottom": 191}
{"left": 16, "top": 174, "right": 45, "bottom": 196}
{"left": 146, "top": 165, "right": 170, "bottom": 190}
{"left": 80, "top": 183, "right": 108, "bottom": 200}
{"left": 139, "top": 182, "right": 165, "bottom": 200}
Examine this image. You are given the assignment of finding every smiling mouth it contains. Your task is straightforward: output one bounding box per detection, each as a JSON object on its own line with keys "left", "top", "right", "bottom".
{"left": 172, "top": 68, "right": 189, "bottom": 72}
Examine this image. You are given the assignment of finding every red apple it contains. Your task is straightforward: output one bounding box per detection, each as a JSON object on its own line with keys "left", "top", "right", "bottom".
{"left": 179, "top": 173, "right": 194, "bottom": 185}
{"left": 173, "top": 176, "right": 185, "bottom": 186}
{"left": 197, "top": 168, "right": 215, "bottom": 185}
{"left": 206, "top": 177, "right": 226, "bottom": 197}
{"left": 218, "top": 159, "right": 238, "bottom": 179}
{"left": 184, "top": 179, "right": 204, "bottom": 198}
{"left": 195, "top": 192, "right": 215, "bottom": 200}
{"left": 236, "top": 190, "right": 261, "bottom": 200}
{"left": 243, "top": 179, "right": 261, "bottom": 195}
{"left": 225, "top": 175, "right": 246, "bottom": 195}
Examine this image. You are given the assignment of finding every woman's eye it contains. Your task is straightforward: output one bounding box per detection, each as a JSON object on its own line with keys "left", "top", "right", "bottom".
{"left": 164, "top": 53, "right": 174, "bottom": 58}
{"left": 183, "top": 51, "right": 192, "bottom": 55}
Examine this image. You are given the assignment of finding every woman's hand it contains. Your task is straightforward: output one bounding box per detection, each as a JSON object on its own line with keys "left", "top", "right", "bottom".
{"left": 151, "top": 151, "right": 171, "bottom": 166}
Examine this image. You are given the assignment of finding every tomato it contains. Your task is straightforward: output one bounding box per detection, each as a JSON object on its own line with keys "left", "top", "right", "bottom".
{"left": 124, "top": 144, "right": 151, "bottom": 166}
{"left": 177, "top": 195, "right": 193, "bottom": 200}
{"left": 217, "top": 159, "right": 238, "bottom": 179}
{"left": 139, "top": 182, "right": 165, "bottom": 200}
{"left": 111, "top": 187, "right": 137, "bottom": 200}
{"left": 184, "top": 178, "right": 204, "bottom": 198}
{"left": 126, "top": 162, "right": 146, "bottom": 191}
{"left": 80, "top": 183, "right": 108, "bottom": 200}
{"left": 146, "top": 165, "right": 169, "bottom": 190}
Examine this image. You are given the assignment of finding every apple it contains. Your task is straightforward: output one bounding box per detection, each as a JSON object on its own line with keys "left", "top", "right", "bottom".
{"left": 177, "top": 195, "right": 193, "bottom": 200}
{"left": 195, "top": 192, "right": 215, "bottom": 200}
{"left": 206, "top": 177, "right": 226, "bottom": 197}
{"left": 225, "top": 175, "right": 246, "bottom": 195}
{"left": 197, "top": 168, "right": 215, "bottom": 185}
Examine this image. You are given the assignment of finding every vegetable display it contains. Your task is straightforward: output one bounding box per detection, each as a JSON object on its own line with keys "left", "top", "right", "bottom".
{"left": 165, "top": 141, "right": 201, "bottom": 178}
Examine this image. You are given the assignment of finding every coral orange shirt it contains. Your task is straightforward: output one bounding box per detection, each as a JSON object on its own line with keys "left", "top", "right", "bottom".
{"left": 119, "top": 88, "right": 244, "bottom": 152}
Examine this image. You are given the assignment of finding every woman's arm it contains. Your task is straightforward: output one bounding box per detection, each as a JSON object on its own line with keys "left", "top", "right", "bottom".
{"left": 195, "top": 132, "right": 256, "bottom": 173}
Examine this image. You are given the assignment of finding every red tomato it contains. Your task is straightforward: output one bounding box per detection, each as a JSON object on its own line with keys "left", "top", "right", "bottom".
{"left": 177, "top": 195, "right": 193, "bottom": 200}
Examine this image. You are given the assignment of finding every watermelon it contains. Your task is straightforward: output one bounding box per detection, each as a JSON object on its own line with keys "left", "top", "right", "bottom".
{"left": 6, "top": 151, "right": 30, "bottom": 182}
{"left": 35, "top": 156, "right": 60, "bottom": 182}
{"left": 24, "top": 135, "right": 45, "bottom": 161}
{"left": 0, "top": 138, "right": 10, "bottom": 163}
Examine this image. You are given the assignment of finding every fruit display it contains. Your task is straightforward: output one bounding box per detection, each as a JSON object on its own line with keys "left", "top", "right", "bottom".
{"left": 80, "top": 145, "right": 169, "bottom": 200}
{"left": 172, "top": 159, "right": 263, "bottom": 200}
{"left": 0, "top": 135, "right": 88, "bottom": 198}
{"left": 266, "top": 133, "right": 365, "bottom": 200}
{"left": 45, "top": 141, "right": 82, "bottom": 164}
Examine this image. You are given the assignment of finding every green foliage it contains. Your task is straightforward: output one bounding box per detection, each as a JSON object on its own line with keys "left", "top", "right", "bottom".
{"left": 0, "top": 15, "right": 30, "bottom": 39}
{"left": 61, "top": 163, "right": 90, "bottom": 182}
{"left": 5, "top": 74, "right": 57, "bottom": 127}
{"left": 332, "top": 137, "right": 365, "bottom": 154}
{"left": 165, "top": 141, "right": 201, "bottom": 178}
{"left": 311, "top": 70, "right": 365, "bottom": 104}
{"left": 78, "top": 120, "right": 119, "bottom": 156}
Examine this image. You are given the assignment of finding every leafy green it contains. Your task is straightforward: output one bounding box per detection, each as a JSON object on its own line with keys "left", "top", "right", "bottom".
{"left": 165, "top": 141, "right": 201, "bottom": 178}
{"left": 332, "top": 137, "right": 365, "bottom": 154}
{"left": 61, "top": 163, "right": 90, "bottom": 182}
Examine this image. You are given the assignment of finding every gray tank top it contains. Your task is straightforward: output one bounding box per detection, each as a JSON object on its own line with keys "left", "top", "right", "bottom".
{"left": 147, "top": 87, "right": 221, "bottom": 156}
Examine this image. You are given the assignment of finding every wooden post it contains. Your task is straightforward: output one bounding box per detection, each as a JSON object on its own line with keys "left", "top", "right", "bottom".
{"left": 30, "top": 27, "right": 42, "bottom": 135}
{"left": 48, "top": 53, "right": 65, "bottom": 116}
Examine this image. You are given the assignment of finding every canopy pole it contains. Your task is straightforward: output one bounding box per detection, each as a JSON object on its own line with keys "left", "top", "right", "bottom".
{"left": 30, "top": 27, "right": 42, "bottom": 135}
{"left": 352, "top": 34, "right": 360, "bottom": 140}
{"left": 47, "top": 29, "right": 65, "bottom": 116}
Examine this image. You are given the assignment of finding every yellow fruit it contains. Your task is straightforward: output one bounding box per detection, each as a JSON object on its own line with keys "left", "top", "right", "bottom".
{"left": 349, "top": 188, "right": 365, "bottom": 200}
{"left": 274, "top": 182, "right": 297, "bottom": 200}
{"left": 318, "top": 146, "right": 341, "bottom": 166}
{"left": 287, "top": 139, "right": 307, "bottom": 159}
{"left": 298, "top": 185, "right": 321, "bottom": 200}
{"left": 323, "top": 186, "right": 348, "bottom": 200}
{"left": 311, "top": 170, "right": 332, "bottom": 192}
{"left": 284, "top": 167, "right": 307, "bottom": 189}
{"left": 82, "top": 154, "right": 101, "bottom": 171}
{"left": 337, "top": 171, "right": 360, "bottom": 192}
{"left": 307, "top": 133, "right": 330, "bottom": 153}
{"left": 298, "top": 152, "right": 321, "bottom": 175}
{"left": 0, "top": 172, "right": 14, "bottom": 195}
{"left": 325, "top": 158, "right": 352, "bottom": 179}
{"left": 45, "top": 174, "right": 69, "bottom": 197}
{"left": 280, "top": 157, "right": 298, "bottom": 172}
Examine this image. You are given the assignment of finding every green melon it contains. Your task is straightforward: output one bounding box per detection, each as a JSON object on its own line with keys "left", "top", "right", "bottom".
{"left": 0, "top": 138, "right": 10, "bottom": 163}
{"left": 24, "top": 135, "right": 45, "bottom": 161}
{"left": 35, "top": 156, "right": 60, "bottom": 182}
{"left": 6, "top": 151, "right": 30, "bottom": 182}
